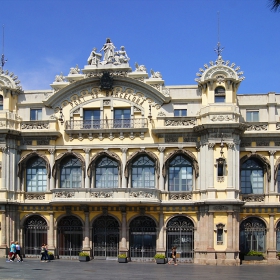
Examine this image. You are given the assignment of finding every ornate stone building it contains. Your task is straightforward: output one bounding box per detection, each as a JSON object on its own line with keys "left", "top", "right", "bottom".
{"left": 0, "top": 38, "right": 279, "bottom": 265}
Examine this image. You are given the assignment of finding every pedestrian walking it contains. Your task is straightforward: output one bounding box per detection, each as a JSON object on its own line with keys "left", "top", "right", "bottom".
{"left": 15, "top": 241, "right": 23, "bottom": 262}
{"left": 7, "top": 241, "right": 19, "bottom": 262}
{"left": 40, "top": 243, "right": 46, "bottom": 262}
{"left": 168, "top": 246, "right": 178, "bottom": 265}
{"left": 44, "top": 244, "right": 50, "bottom": 262}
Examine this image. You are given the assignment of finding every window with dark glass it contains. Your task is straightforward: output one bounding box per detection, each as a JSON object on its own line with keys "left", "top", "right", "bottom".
{"left": 83, "top": 109, "right": 100, "bottom": 129}
{"left": 114, "top": 108, "right": 131, "bottom": 128}
{"left": 30, "top": 108, "right": 42, "bottom": 120}
{"left": 26, "top": 157, "right": 47, "bottom": 192}
{"left": 246, "top": 110, "right": 259, "bottom": 122}
{"left": 0, "top": 95, "right": 3, "bottom": 110}
{"left": 95, "top": 157, "right": 118, "bottom": 188}
{"left": 277, "top": 169, "right": 280, "bottom": 193}
{"left": 131, "top": 155, "right": 155, "bottom": 188}
{"left": 168, "top": 155, "right": 193, "bottom": 191}
{"left": 60, "top": 156, "right": 82, "bottom": 188}
{"left": 214, "top": 86, "right": 225, "bottom": 103}
{"left": 240, "top": 158, "right": 264, "bottom": 194}
{"left": 174, "top": 109, "right": 187, "bottom": 117}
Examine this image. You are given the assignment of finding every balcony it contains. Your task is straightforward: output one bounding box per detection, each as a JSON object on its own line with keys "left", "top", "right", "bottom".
{"left": 64, "top": 118, "right": 148, "bottom": 140}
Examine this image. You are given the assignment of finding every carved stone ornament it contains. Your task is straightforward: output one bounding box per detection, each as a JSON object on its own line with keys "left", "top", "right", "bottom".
{"left": 242, "top": 194, "right": 265, "bottom": 202}
{"left": 100, "top": 72, "right": 113, "bottom": 90}
{"left": 25, "top": 193, "right": 45, "bottom": 200}
{"left": 169, "top": 193, "right": 192, "bottom": 200}
{"left": 165, "top": 119, "right": 196, "bottom": 126}
{"left": 211, "top": 115, "right": 233, "bottom": 122}
{"left": 129, "top": 191, "right": 153, "bottom": 198}
{"left": 157, "top": 111, "right": 166, "bottom": 117}
{"left": 54, "top": 191, "right": 75, "bottom": 198}
{"left": 91, "top": 191, "right": 113, "bottom": 198}
{"left": 246, "top": 124, "right": 268, "bottom": 131}
{"left": 213, "top": 205, "right": 228, "bottom": 211}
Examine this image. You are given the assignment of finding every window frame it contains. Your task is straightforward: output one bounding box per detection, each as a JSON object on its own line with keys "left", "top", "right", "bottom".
{"left": 30, "top": 108, "right": 42, "bottom": 121}
{"left": 246, "top": 110, "right": 259, "bottom": 122}
{"left": 214, "top": 86, "right": 225, "bottom": 103}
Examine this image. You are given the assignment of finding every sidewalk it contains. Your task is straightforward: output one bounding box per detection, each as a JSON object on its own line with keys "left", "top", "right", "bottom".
{"left": 1, "top": 258, "right": 280, "bottom": 280}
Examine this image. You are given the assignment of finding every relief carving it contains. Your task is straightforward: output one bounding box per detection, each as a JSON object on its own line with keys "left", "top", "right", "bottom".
{"left": 129, "top": 191, "right": 153, "bottom": 198}
{"left": 169, "top": 193, "right": 192, "bottom": 200}
{"left": 91, "top": 191, "right": 113, "bottom": 198}
{"left": 25, "top": 193, "right": 45, "bottom": 200}
{"left": 54, "top": 191, "right": 75, "bottom": 198}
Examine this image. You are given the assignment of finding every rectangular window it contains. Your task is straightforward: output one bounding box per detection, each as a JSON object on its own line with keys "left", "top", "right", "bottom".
{"left": 30, "top": 109, "right": 42, "bottom": 120}
{"left": 174, "top": 109, "right": 187, "bottom": 117}
{"left": 217, "top": 229, "right": 223, "bottom": 244}
{"left": 83, "top": 109, "right": 100, "bottom": 129}
{"left": 114, "top": 108, "right": 131, "bottom": 128}
{"left": 246, "top": 110, "right": 259, "bottom": 122}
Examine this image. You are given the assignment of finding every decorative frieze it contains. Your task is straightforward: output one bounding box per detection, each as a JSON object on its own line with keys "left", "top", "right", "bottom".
{"left": 217, "top": 176, "right": 224, "bottom": 182}
{"left": 91, "top": 191, "right": 113, "bottom": 198}
{"left": 242, "top": 194, "right": 265, "bottom": 202}
{"left": 246, "top": 124, "right": 268, "bottom": 131}
{"left": 25, "top": 193, "right": 45, "bottom": 200}
{"left": 169, "top": 193, "right": 192, "bottom": 200}
{"left": 210, "top": 115, "right": 233, "bottom": 122}
{"left": 213, "top": 205, "right": 228, "bottom": 211}
{"left": 165, "top": 119, "right": 196, "bottom": 126}
{"left": 21, "top": 122, "right": 49, "bottom": 130}
{"left": 54, "top": 191, "right": 75, "bottom": 198}
{"left": 129, "top": 191, "right": 153, "bottom": 198}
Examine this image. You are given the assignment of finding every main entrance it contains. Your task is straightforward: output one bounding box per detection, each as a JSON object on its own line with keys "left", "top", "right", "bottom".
{"left": 130, "top": 216, "right": 156, "bottom": 261}
{"left": 166, "top": 216, "right": 194, "bottom": 262}
{"left": 93, "top": 216, "right": 119, "bottom": 259}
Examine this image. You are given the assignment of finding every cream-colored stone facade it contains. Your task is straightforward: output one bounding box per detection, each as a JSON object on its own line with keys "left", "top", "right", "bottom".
{"left": 0, "top": 39, "right": 279, "bottom": 265}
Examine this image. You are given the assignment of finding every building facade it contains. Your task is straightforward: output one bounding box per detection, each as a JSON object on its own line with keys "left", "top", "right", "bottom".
{"left": 0, "top": 38, "right": 280, "bottom": 265}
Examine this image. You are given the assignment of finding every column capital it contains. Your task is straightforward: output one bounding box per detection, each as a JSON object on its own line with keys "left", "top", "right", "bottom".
{"left": 269, "top": 150, "right": 276, "bottom": 156}
{"left": 227, "top": 143, "right": 235, "bottom": 149}
{"left": 120, "top": 148, "right": 128, "bottom": 153}
{"left": 208, "top": 143, "right": 215, "bottom": 149}
{"left": 83, "top": 148, "right": 91, "bottom": 154}
{"left": 1, "top": 146, "right": 7, "bottom": 153}
{"left": 158, "top": 146, "right": 165, "bottom": 153}
{"left": 48, "top": 148, "right": 56, "bottom": 155}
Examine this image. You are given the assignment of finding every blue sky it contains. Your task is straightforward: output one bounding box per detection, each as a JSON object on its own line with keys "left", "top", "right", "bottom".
{"left": 1, "top": 0, "right": 280, "bottom": 94}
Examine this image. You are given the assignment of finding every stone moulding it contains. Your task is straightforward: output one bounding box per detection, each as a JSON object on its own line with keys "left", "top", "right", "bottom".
{"left": 242, "top": 194, "right": 265, "bottom": 202}
{"left": 25, "top": 193, "right": 45, "bottom": 200}
{"left": 54, "top": 191, "right": 75, "bottom": 198}
{"left": 169, "top": 193, "right": 192, "bottom": 200}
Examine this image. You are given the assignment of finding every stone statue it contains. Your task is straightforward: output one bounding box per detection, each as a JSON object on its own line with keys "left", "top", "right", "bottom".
{"left": 135, "top": 62, "right": 146, "bottom": 72}
{"left": 100, "top": 38, "right": 116, "bottom": 64}
{"left": 150, "top": 69, "right": 162, "bottom": 78}
{"left": 87, "top": 48, "right": 102, "bottom": 65}
{"left": 118, "top": 46, "right": 129, "bottom": 63}
{"left": 69, "top": 64, "right": 80, "bottom": 74}
{"left": 54, "top": 72, "right": 64, "bottom": 82}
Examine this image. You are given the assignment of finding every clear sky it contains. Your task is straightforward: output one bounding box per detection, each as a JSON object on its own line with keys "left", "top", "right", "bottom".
{"left": 1, "top": 0, "right": 280, "bottom": 94}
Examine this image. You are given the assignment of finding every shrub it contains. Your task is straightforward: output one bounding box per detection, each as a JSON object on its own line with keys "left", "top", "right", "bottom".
{"left": 246, "top": 250, "right": 263, "bottom": 256}
{"left": 48, "top": 251, "right": 54, "bottom": 256}
{"left": 79, "top": 252, "right": 90, "bottom": 257}
{"left": 154, "top": 253, "right": 165, "bottom": 259}
{"left": 118, "top": 254, "right": 127, "bottom": 258}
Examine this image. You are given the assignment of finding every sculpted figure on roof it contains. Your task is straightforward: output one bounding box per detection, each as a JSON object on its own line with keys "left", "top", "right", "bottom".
{"left": 100, "top": 38, "right": 116, "bottom": 64}
{"left": 87, "top": 48, "right": 102, "bottom": 66}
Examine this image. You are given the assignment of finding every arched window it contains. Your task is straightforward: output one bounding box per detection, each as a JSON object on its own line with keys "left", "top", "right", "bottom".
{"left": 214, "top": 86, "right": 225, "bottom": 103}
{"left": 168, "top": 155, "right": 193, "bottom": 191}
{"left": 60, "top": 156, "right": 82, "bottom": 188}
{"left": 241, "top": 158, "right": 264, "bottom": 194}
{"left": 26, "top": 157, "right": 47, "bottom": 192}
{"left": 240, "top": 217, "right": 266, "bottom": 254}
{"left": 131, "top": 155, "right": 155, "bottom": 188}
{"left": 277, "top": 168, "right": 280, "bottom": 193}
{"left": 276, "top": 221, "right": 280, "bottom": 252}
{"left": 0, "top": 95, "right": 3, "bottom": 110}
{"left": 95, "top": 157, "right": 118, "bottom": 188}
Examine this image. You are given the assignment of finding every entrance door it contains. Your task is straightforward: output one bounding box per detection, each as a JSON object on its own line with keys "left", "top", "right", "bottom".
{"left": 93, "top": 216, "right": 119, "bottom": 259}
{"left": 130, "top": 216, "right": 156, "bottom": 261}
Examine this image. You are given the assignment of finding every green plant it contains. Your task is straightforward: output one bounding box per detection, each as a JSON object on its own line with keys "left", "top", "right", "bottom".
{"left": 246, "top": 250, "right": 263, "bottom": 257}
{"left": 154, "top": 253, "right": 165, "bottom": 259}
{"left": 48, "top": 251, "right": 54, "bottom": 256}
{"left": 118, "top": 254, "right": 127, "bottom": 258}
{"left": 79, "top": 252, "right": 90, "bottom": 257}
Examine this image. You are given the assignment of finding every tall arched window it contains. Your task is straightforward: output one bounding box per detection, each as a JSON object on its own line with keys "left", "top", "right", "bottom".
{"left": 26, "top": 157, "right": 47, "bottom": 192}
{"left": 240, "top": 217, "right": 266, "bottom": 254}
{"left": 131, "top": 155, "right": 155, "bottom": 188}
{"left": 241, "top": 158, "right": 264, "bottom": 194}
{"left": 95, "top": 157, "right": 118, "bottom": 188}
{"left": 168, "top": 155, "right": 193, "bottom": 191}
{"left": 60, "top": 156, "right": 82, "bottom": 188}
{"left": 214, "top": 86, "right": 225, "bottom": 103}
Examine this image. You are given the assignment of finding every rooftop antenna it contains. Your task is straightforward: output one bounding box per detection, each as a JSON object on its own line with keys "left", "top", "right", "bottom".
{"left": 1, "top": 25, "right": 7, "bottom": 68}
{"left": 214, "top": 11, "right": 224, "bottom": 57}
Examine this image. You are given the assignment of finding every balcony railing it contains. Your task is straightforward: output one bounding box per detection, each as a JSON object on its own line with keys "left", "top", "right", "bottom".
{"left": 65, "top": 118, "right": 148, "bottom": 130}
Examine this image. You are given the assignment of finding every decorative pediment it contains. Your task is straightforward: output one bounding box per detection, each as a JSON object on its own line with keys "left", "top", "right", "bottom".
{"left": 0, "top": 68, "right": 23, "bottom": 94}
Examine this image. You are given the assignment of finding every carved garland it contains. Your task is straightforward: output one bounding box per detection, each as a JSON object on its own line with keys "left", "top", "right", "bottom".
{"left": 52, "top": 151, "right": 86, "bottom": 179}
{"left": 124, "top": 150, "right": 160, "bottom": 178}
{"left": 18, "top": 152, "right": 51, "bottom": 179}
{"left": 240, "top": 153, "right": 271, "bottom": 182}
{"left": 87, "top": 150, "right": 122, "bottom": 177}
{"left": 162, "top": 149, "right": 199, "bottom": 178}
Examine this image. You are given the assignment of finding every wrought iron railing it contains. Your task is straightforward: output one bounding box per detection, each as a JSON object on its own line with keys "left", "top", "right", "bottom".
{"left": 65, "top": 118, "right": 148, "bottom": 130}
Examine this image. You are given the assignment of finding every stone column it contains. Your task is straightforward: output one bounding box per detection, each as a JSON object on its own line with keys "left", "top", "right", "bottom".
{"left": 234, "top": 140, "right": 240, "bottom": 190}
{"left": 48, "top": 148, "right": 55, "bottom": 191}
{"left": 1, "top": 210, "right": 6, "bottom": 246}
{"left": 269, "top": 151, "right": 276, "bottom": 193}
{"left": 207, "top": 143, "right": 215, "bottom": 199}
{"left": 195, "top": 145, "right": 200, "bottom": 190}
{"left": 120, "top": 208, "right": 127, "bottom": 250}
{"left": 1, "top": 147, "right": 7, "bottom": 190}
{"left": 157, "top": 210, "right": 165, "bottom": 251}
{"left": 158, "top": 147, "right": 165, "bottom": 191}
{"left": 48, "top": 212, "right": 54, "bottom": 249}
{"left": 84, "top": 149, "right": 90, "bottom": 189}
{"left": 121, "top": 148, "right": 127, "bottom": 188}
{"left": 84, "top": 211, "right": 90, "bottom": 249}
{"left": 227, "top": 143, "right": 234, "bottom": 188}
{"left": 267, "top": 214, "right": 276, "bottom": 260}
{"left": 227, "top": 211, "right": 233, "bottom": 249}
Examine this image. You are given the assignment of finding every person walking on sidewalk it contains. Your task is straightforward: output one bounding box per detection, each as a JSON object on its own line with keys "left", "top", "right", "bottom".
{"left": 168, "top": 246, "right": 178, "bottom": 265}
{"left": 40, "top": 243, "right": 46, "bottom": 262}
{"left": 15, "top": 241, "right": 23, "bottom": 262}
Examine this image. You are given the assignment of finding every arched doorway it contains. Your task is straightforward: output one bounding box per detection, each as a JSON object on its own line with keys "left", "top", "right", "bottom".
{"left": 130, "top": 216, "right": 156, "bottom": 261}
{"left": 93, "top": 216, "right": 119, "bottom": 260}
{"left": 24, "top": 215, "right": 48, "bottom": 256}
{"left": 240, "top": 217, "right": 266, "bottom": 255}
{"left": 57, "top": 216, "right": 83, "bottom": 258}
{"left": 166, "top": 216, "right": 194, "bottom": 262}
{"left": 276, "top": 221, "right": 280, "bottom": 252}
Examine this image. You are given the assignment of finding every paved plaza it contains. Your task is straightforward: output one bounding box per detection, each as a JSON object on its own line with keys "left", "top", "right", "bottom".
{"left": 0, "top": 259, "right": 280, "bottom": 280}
